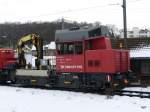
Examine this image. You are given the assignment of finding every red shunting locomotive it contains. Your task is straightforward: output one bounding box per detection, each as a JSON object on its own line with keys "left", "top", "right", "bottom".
{"left": 53, "top": 26, "right": 130, "bottom": 90}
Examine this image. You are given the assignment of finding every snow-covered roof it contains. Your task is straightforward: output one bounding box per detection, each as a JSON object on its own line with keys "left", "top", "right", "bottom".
{"left": 130, "top": 45, "right": 150, "bottom": 58}
{"left": 31, "top": 41, "right": 56, "bottom": 50}
{"left": 45, "top": 41, "right": 56, "bottom": 50}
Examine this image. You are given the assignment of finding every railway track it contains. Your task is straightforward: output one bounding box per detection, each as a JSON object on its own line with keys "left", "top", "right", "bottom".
{"left": 115, "top": 90, "right": 150, "bottom": 98}
{"left": 1, "top": 83, "right": 150, "bottom": 99}
{"left": 10, "top": 85, "right": 150, "bottom": 99}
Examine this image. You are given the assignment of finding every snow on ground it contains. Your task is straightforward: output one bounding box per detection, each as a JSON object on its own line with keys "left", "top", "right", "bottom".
{"left": 0, "top": 86, "right": 150, "bottom": 112}
{"left": 124, "top": 87, "right": 150, "bottom": 92}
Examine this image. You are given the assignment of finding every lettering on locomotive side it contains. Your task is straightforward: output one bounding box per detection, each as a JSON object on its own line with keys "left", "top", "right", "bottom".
{"left": 57, "top": 57, "right": 72, "bottom": 64}
{"left": 60, "top": 65, "right": 83, "bottom": 69}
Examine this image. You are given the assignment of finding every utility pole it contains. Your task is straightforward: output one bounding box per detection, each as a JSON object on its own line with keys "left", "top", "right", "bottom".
{"left": 122, "top": 0, "right": 128, "bottom": 49}
{"left": 61, "top": 18, "right": 64, "bottom": 30}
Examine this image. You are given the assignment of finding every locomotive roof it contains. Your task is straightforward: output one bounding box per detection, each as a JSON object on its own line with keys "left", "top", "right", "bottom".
{"left": 55, "top": 26, "right": 109, "bottom": 42}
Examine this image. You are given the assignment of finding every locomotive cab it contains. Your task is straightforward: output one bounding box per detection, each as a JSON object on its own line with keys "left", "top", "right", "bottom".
{"left": 55, "top": 26, "right": 110, "bottom": 73}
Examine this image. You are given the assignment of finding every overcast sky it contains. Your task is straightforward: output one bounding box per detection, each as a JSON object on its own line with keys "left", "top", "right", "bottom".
{"left": 0, "top": 0, "right": 149, "bottom": 29}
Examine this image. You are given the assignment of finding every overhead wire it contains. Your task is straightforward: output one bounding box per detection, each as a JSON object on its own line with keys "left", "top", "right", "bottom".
{"left": 19, "top": 3, "right": 120, "bottom": 20}
{"left": 128, "top": 0, "right": 145, "bottom": 3}
{"left": 19, "top": 0, "right": 147, "bottom": 20}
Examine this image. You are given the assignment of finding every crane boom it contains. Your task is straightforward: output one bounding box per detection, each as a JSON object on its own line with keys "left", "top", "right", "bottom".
{"left": 17, "top": 34, "right": 43, "bottom": 69}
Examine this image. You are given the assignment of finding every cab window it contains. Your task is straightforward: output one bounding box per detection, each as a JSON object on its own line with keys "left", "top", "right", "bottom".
{"left": 57, "top": 43, "right": 74, "bottom": 55}
{"left": 57, "top": 42, "right": 83, "bottom": 55}
{"left": 75, "top": 43, "right": 83, "bottom": 54}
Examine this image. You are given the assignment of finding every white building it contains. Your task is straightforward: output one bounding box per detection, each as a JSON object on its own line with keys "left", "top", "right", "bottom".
{"left": 120, "top": 27, "right": 150, "bottom": 38}
{"left": 139, "top": 29, "right": 150, "bottom": 37}
{"left": 132, "top": 27, "right": 139, "bottom": 37}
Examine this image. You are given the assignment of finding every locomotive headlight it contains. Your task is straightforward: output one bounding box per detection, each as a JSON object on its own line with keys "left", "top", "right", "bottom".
{"left": 107, "top": 75, "right": 111, "bottom": 82}
{"left": 124, "top": 79, "right": 128, "bottom": 84}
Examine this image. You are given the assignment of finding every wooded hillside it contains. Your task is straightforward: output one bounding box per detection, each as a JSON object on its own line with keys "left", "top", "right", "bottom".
{"left": 0, "top": 21, "right": 92, "bottom": 48}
